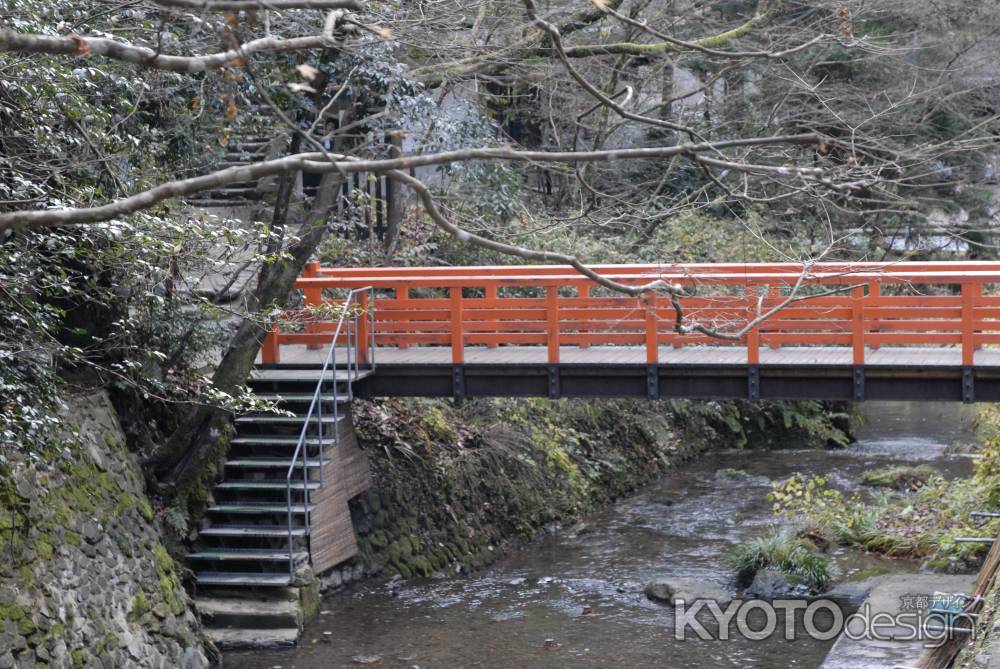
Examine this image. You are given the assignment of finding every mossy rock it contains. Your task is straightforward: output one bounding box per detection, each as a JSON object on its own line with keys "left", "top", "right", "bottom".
{"left": 388, "top": 559, "right": 412, "bottom": 579}
{"left": 408, "top": 556, "right": 434, "bottom": 578}
{"left": 861, "top": 465, "right": 936, "bottom": 491}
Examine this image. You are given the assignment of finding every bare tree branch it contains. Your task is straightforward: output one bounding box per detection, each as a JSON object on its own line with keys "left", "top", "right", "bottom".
{"left": 0, "top": 29, "right": 347, "bottom": 73}
{"left": 0, "top": 135, "right": 825, "bottom": 231}
{"left": 152, "top": 0, "right": 361, "bottom": 10}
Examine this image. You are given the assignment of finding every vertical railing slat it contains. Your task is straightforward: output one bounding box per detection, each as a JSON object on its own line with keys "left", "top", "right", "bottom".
{"left": 451, "top": 287, "right": 464, "bottom": 365}
{"left": 852, "top": 285, "right": 865, "bottom": 365}
{"left": 302, "top": 260, "right": 322, "bottom": 350}
{"left": 546, "top": 286, "right": 560, "bottom": 364}
{"left": 962, "top": 282, "right": 980, "bottom": 366}
{"left": 645, "top": 292, "right": 658, "bottom": 365}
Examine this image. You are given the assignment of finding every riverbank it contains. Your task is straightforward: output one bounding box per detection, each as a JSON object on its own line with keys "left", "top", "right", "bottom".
{"left": 234, "top": 400, "right": 964, "bottom": 669}
{"left": 315, "top": 397, "right": 853, "bottom": 591}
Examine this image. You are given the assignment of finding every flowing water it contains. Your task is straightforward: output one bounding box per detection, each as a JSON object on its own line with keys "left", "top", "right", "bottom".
{"left": 235, "top": 402, "right": 978, "bottom": 669}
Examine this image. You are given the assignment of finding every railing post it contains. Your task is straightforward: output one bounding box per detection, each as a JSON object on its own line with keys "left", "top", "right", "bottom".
{"left": 578, "top": 283, "right": 591, "bottom": 350}
{"left": 485, "top": 284, "right": 498, "bottom": 348}
{"left": 357, "top": 290, "right": 370, "bottom": 365}
{"left": 395, "top": 284, "right": 409, "bottom": 349}
{"left": 867, "top": 281, "right": 881, "bottom": 350}
{"left": 262, "top": 324, "right": 280, "bottom": 364}
{"left": 962, "top": 283, "right": 980, "bottom": 366}
{"left": 303, "top": 261, "right": 323, "bottom": 350}
{"left": 852, "top": 285, "right": 865, "bottom": 365}
{"left": 746, "top": 288, "right": 760, "bottom": 365}
{"left": 451, "top": 287, "right": 464, "bottom": 365}
{"left": 645, "top": 292, "right": 658, "bottom": 365}
{"left": 547, "top": 286, "right": 560, "bottom": 364}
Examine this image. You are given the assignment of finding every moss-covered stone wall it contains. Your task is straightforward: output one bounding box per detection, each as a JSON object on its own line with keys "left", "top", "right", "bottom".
{"left": 0, "top": 391, "right": 207, "bottom": 669}
{"left": 314, "top": 397, "right": 849, "bottom": 588}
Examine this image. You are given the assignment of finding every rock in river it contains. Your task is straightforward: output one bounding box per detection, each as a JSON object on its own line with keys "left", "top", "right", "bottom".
{"left": 644, "top": 578, "right": 732, "bottom": 605}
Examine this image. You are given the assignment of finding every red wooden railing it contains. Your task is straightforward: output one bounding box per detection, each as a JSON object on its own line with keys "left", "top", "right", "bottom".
{"left": 261, "top": 261, "right": 1000, "bottom": 367}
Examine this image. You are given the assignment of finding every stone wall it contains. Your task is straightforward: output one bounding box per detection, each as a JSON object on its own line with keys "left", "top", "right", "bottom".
{"left": 316, "top": 397, "right": 850, "bottom": 591}
{"left": 0, "top": 390, "right": 207, "bottom": 669}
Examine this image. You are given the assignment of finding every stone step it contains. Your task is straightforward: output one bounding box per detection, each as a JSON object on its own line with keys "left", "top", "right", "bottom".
{"left": 235, "top": 415, "right": 345, "bottom": 426}
{"left": 188, "top": 549, "right": 308, "bottom": 563}
{"left": 215, "top": 480, "right": 320, "bottom": 492}
{"left": 249, "top": 368, "right": 372, "bottom": 383}
{"left": 208, "top": 503, "right": 315, "bottom": 515}
{"left": 199, "top": 525, "right": 307, "bottom": 539}
{"left": 231, "top": 435, "right": 338, "bottom": 447}
{"left": 253, "top": 392, "right": 351, "bottom": 405}
{"left": 197, "top": 596, "right": 303, "bottom": 630}
{"left": 225, "top": 457, "right": 325, "bottom": 469}
{"left": 185, "top": 199, "right": 256, "bottom": 208}
{"left": 195, "top": 572, "right": 293, "bottom": 587}
{"left": 205, "top": 626, "right": 300, "bottom": 650}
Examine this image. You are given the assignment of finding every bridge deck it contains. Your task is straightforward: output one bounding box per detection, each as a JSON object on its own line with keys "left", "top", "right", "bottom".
{"left": 260, "top": 345, "right": 1000, "bottom": 402}
{"left": 272, "top": 344, "right": 1000, "bottom": 368}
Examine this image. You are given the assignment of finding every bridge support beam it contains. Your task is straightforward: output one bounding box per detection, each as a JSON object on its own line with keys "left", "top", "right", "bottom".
{"left": 963, "top": 367, "right": 975, "bottom": 404}
{"left": 646, "top": 365, "right": 659, "bottom": 399}
{"left": 853, "top": 366, "right": 865, "bottom": 402}
{"left": 548, "top": 365, "right": 560, "bottom": 399}
{"left": 452, "top": 365, "right": 465, "bottom": 398}
{"left": 747, "top": 365, "right": 760, "bottom": 400}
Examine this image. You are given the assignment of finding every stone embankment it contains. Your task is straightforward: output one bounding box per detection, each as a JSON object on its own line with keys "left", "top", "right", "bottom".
{"left": 0, "top": 391, "right": 208, "bottom": 669}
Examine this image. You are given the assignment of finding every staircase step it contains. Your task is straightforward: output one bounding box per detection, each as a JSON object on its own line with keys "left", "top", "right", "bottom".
{"left": 197, "top": 596, "right": 302, "bottom": 630}
{"left": 250, "top": 368, "right": 372, "bottom": 383}
{"left": 231, "top": 435, "right": 335, "bottom": 447}
{"left": 235, "top": 415, "right": 344, "bottom": 426}
{"left": 188, "top": 549, "right": 309, "bottom": 562}
{"left": 253, "top": 392, "right": 350, "bottom": 404}
{"left": 199, "top": 525, "right": 307, "bottom": 538}
{"left": 216, "top": 480, "right": 320, "bottom": 491}
{"left": 208, "top": 503, "right": 315, "bottom": 515}
{"left": 225, "top": 457, "right": 324, "bottom": 469}
{"left": 195, "top": 572, "right": 293, "bottom": 587}
{"left": 205, "top": 626, "right": 300, "bottom": 650}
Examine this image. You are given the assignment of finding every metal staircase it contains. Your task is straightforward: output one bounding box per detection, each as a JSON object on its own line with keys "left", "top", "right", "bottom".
{"left": 188, "top": 288, "right": 374, "bottom": 647}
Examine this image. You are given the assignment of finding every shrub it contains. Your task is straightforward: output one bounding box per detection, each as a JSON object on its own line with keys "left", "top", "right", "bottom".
{"left": 728, "top": 528, "right": 836, "bottom": 590}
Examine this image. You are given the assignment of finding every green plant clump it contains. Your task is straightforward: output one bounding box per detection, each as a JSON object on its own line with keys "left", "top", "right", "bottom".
{"left": 728, "top": 528, "right": 836, "bottom": 591}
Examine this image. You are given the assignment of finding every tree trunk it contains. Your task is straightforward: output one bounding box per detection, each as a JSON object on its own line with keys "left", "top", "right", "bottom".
{"left": 147, "top": 169, "right": 345, "bottom": 498}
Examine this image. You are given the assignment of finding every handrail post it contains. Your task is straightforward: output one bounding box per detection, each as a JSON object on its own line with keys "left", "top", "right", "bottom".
{"left": 644, "top": 292, "right": 658, "bottom": 365}
{"left": 962, "top": 282, "right": 980, "bottom": 366}
{"left": 852, "top": 285, "right": 865, "bottom": 365}
{"left": 303, "top": 261, "right": 323, "bottom": 350}
{"left": 546, "top": 286, "right": 560, "bottom": 365}
{"left": 451, "top": 287, "right": 465, "bottom": 365}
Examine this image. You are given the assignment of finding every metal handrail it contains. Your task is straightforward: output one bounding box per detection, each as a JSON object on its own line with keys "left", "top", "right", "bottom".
{"left": 284, "top": 286, "right": 375, "bottom": 576}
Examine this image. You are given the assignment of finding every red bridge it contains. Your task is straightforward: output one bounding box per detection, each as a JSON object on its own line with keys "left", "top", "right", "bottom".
{"left": 260, "top": 261, "right": 1000, "bottom": 402}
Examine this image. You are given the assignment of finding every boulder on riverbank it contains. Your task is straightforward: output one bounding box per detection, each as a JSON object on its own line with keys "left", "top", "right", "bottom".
{"left": 644, "top": 577, "right": 732, "bottom": 605}
{"left": 745, "top": 568, "right": 813, "bottom": 599}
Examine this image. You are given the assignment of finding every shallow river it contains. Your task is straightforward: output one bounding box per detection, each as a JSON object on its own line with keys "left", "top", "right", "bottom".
{"left": 235, "top": 402, "right": 977, "bottom": 669}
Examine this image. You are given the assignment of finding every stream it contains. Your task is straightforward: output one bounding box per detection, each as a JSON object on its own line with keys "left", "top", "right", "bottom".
{"left": 235, "top": 402, "right": 978, "bottom": 669}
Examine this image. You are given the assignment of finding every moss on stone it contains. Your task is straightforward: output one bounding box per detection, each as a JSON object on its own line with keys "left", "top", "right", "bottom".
{"left": 35, "top": 535, "right": 54, "bottom": 560}
{"left": 0, "top": 600, "right": 36, "bottom": 635}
